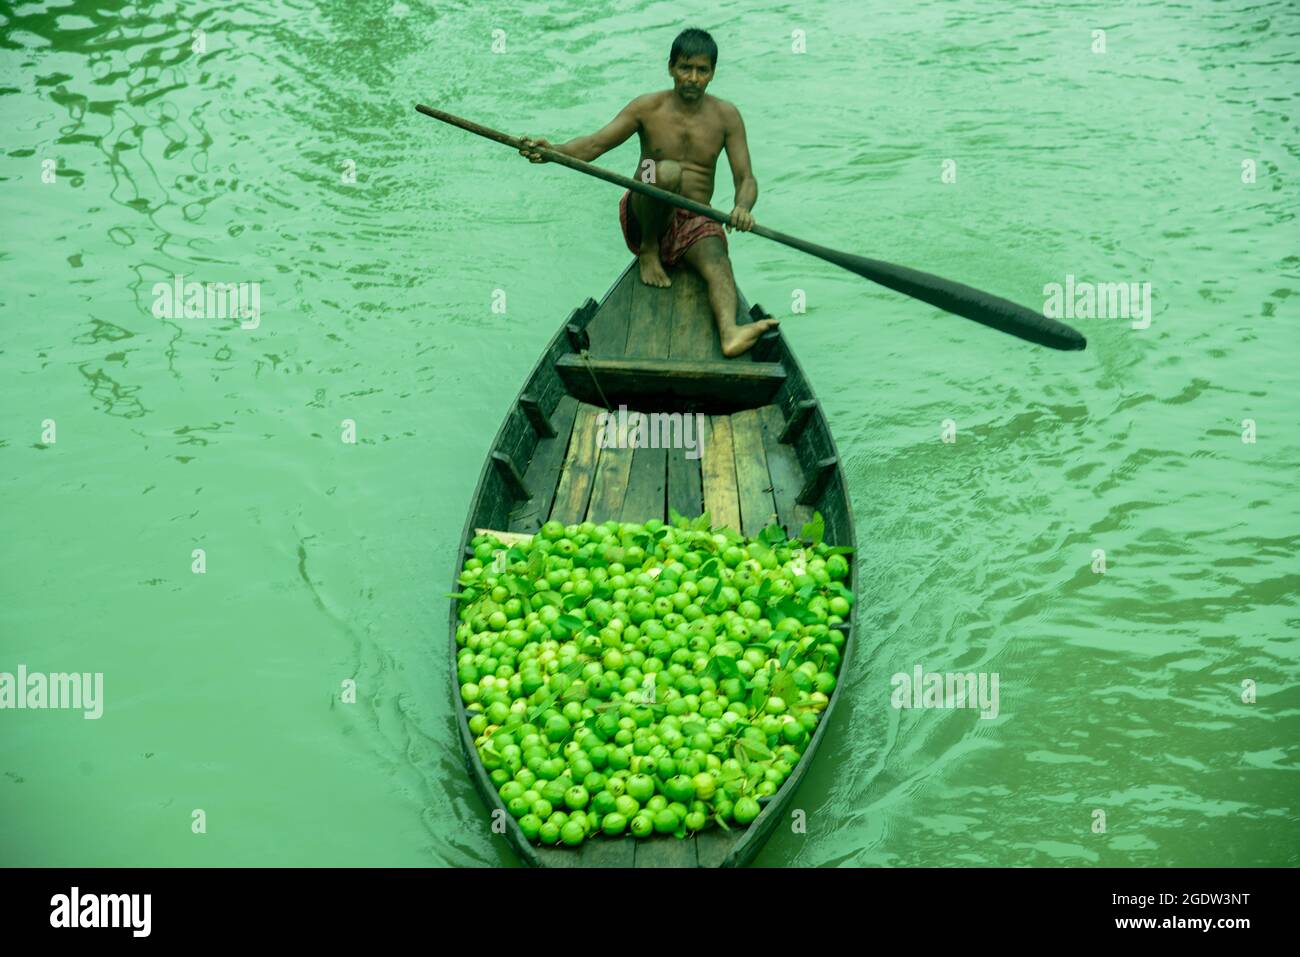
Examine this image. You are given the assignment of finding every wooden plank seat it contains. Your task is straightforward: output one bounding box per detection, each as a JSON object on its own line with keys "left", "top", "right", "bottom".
{"left": 554, "top": 355, "right": 786, "bottom": 412}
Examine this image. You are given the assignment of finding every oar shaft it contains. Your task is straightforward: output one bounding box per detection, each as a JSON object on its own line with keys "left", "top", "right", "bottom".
{"left": 416, "top": 104, "right": 731, "bottom": 224}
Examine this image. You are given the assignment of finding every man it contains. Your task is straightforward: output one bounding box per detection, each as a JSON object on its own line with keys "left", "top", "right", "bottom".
{"left": 519, "top": 28, "right": 778, "bottom": 357}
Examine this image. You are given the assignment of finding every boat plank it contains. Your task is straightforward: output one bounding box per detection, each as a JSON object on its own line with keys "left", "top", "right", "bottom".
{"left": 535, "top": 845, "right": 584, "bottom": 868}
{"left": 694, "top": 828, "right": 734, "bottom": 868}
{"left": 586, "top": 266, "right": 635, "bottom": 357}
{"left": 579, "top": 838, "right": 637, "bottom": 867}
{"left": 757, "top": 404, "right": 813, "bottom": 536}
{"left": 587, "top": 412, "right": 636, "bottom": 522}
{"left": 701, "top": 416, "right": 741, "bottom": 533}
{"left": 549, "top": 403, "right": 605, "bottom": 525}
{"left": 624, "top": 279, "right": 674, "bottom": 359}
{"left": 666, "top": 443, "right": 704, "bottom": 520}
{"left": 730, "top": 408, "right": 778, "bottom": 536}
{"left": 509, "top": 395, "right": 580, "bottom": 533}
{"left": 621, "top": 441, "right": 668, "bottom": 523}
{"left": 634, "top": 836, "right": 699, "bottom": 868}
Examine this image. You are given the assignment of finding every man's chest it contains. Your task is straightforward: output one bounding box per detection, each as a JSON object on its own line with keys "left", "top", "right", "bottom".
{"left": 640, "top": 112, "right": 724, "bottom": 164}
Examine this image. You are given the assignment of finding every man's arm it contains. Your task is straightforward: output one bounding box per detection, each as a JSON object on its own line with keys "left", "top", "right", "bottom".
{"left": 723, "top": 103, "right": 758, "bottom": 230}
{"left": 520, "top": 99, "right": 642, "bottom": 164}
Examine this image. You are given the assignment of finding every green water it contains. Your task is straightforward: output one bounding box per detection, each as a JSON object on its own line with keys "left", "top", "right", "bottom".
{"left": 2, "top": 0, "right": 1297, "bottom": 867}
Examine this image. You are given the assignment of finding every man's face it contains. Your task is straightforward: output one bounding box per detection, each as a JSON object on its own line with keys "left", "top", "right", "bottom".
{"left": 670, "top": 53, "right": 714, "bottom": 102}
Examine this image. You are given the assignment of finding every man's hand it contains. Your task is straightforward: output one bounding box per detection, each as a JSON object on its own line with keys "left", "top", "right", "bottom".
{"left": 518, "top": 135, "right": 554, "bottom": 163}
{"left": 727, "top": 206, "right": 755, "bottom": 232}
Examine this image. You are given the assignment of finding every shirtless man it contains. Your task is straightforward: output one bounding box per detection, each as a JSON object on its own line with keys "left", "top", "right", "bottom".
{"left": 519, "top": 28, "right": 778, "bottom": 357}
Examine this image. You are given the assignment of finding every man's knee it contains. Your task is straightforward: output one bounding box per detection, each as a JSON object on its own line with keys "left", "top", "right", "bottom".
{"left": 692, "top": 239, "right": 731, "bottom": 279}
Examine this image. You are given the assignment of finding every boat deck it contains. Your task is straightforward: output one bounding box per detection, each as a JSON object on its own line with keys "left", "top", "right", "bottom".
{"left": 507, "top": 264, "right": 812, "bottom": 538}
{"left": 510, "top": 397, "right": 812, "bottom": 537}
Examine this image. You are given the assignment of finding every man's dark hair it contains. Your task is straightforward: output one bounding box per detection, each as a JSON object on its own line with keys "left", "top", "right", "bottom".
{"left": 670, "top": 28, "right": 717, "bottom": 67}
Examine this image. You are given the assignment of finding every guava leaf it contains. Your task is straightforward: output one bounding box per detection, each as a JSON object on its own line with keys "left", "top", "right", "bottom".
{"left": 526, "top": 547, "right": 545, "bottom": 581}
{"left": 774, "top": 596, "right": 818, "bottom": 625}
{"left": 707, "top": 576, "right": 725, "bottom": 604}
{"left": 555, "top": 614, "right": 584, "bottom": 635}
{"left": 771, "top": 669, "right": 799, "bottom": 705}
{"left": 827, "top": 582, "right": 854, "bottom": 602}
{"left": 733, "top": 741, "right": 751, "bottom": 769}
{"left": 800, "top": 512, "right": 825, "bottom": 546}
{"left": 707, "top": 655, "right": 740, "bottom": 680}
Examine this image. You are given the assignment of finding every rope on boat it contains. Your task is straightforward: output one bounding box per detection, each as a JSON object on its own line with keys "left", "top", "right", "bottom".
{"left": 579, "top": 349, "right": 614, "bottom": 412}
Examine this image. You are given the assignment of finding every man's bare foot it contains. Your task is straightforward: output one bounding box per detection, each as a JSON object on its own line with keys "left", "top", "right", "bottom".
{"left": 638, "top": 248, "right": 672, "bottom": 287}
{"left": 721, "top": 318, "right": 779, "bottom": 357}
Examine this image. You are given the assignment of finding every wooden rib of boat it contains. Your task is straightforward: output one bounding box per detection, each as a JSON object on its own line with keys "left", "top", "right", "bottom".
{"left": 451, "top": 259, "right": 856, "bottom": 867}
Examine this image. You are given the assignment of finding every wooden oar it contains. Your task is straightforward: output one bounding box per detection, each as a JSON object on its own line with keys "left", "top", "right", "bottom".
{"left": 415, "top": 104, "right": 1086, "bottom": 352}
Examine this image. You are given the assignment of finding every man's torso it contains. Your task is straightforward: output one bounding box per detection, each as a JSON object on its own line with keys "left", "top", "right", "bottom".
{"left": 634, "top": 91, "right": 730, "bottom": 204}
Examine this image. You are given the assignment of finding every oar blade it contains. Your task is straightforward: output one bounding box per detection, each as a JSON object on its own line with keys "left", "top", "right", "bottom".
{"left": 844, "top": 254, "right": 1087, "bottom": 351}
{"left": 759, "top": 228, "right": 1086, "bottom": 351}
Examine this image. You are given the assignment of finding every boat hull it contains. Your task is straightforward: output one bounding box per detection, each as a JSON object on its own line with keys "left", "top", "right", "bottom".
{"left": 450, "top": 260, "right": 856, "bottom": 867}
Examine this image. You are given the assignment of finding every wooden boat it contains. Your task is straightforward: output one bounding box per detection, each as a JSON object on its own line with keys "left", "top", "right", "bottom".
{"left": 450, "top": 260, "right": 856, "bottom": 867}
